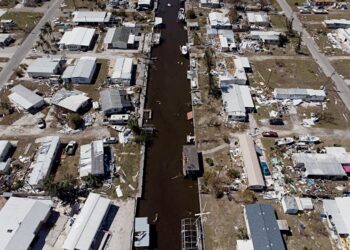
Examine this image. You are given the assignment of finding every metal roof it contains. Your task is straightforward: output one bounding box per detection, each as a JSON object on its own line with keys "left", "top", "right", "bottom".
{"left": 28, "top": 136, "right": 60, "bottom": 187}
{"left": 246, "top": 12, "right": 269, "bottom": 24}
{"left": 183, "top": 145, "right": 200, "bottom": 172}
{"left": 51, "top": 88, "right": 90, "bottom": 112}
{"left": 72, "top": 11, "right": 111, "bottom": 23}
{"left": 323, "top": 198, "right": 350, "bottom": 235}
{"left": 63, "top": 193, "right": 111, "bottom": 250}
{"left": 134, "top": 217, "right": 150, "bottom": 247}
{"left": 250, "top": 31, "right": 281, "bottom": 41}
{"left": 0, "top": 33, "right": 11, "bottom": 43}
{"left": 293, "top": 153, "right": 347, "bottom": 177}
{"left": 245, "top": 204, "right": 285, "bottom": 250}
{"left": 62, "top": 57, "right": 96, "bottom": 80}
{"left": 27, "top": 56, "right": 63, "bottom": 74}
{"left": 0, "top": 140, "right": 10, "bottom": 158}
{"left": 222, "top": 85, "right": 253, "bottom": 117}
{"left": 274, "top": 88, "right": 326, "bottom": 99}
{"left": 100, "top": 88, "right": 131, "bottom": 113}
{"left": 238, "top": 134, "right": 265, "bottom": 189}
{"left": 8, "top": 84, "right": 44, "bottom": 110}
{"left": 208, "top": 12, "right": 231, "bottom": 27}
{"left": 111, "top": 57, "right": 133, "bottom": 81}
{"left": 0, "top": 197, "right": 52, "bottom": 250}
{"left": 104, "top": 27, "right": 134, "bottom": 45}
{"left": 79, "top": 140, "right": 104, "bottom": 177}
{"left": 59, "top": 27, "right": 95, "bottom": 47}
{"left": 234, "top": 57, "right": 251, "bottom": 69}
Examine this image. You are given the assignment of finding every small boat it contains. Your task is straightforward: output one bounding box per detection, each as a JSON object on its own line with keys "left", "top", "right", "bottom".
{"left": 276, "top": 137, "right": 294, "bottom": 146}
{"left": 299, "top": 135, "right": 320, "bottom": 143}
{"left": 177, "top": 8, "right": 185, "bottom": 22}
{"left": 180, "top": 45, "right": 188, "bottom": 55}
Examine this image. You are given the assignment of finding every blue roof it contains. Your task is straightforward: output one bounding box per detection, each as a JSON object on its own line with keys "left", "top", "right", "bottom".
{"left": 245, "top": 204, "right": 286, "bottom": 250}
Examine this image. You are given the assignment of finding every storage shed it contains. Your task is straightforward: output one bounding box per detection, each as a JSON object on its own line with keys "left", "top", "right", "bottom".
{"left": 281, "top": 196, "right": 299, "bottom": 214}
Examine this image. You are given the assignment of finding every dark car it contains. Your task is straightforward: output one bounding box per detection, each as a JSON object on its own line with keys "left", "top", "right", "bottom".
{"left": 65, "top": 141, "right": 77, "bottom": 155}
{"left": 269, "top": 118, "right": 284, "bottom": 126}
{"left": 262, "top": 131, "right": 279, "bottom": 138}
{"left": 37, "top": 118, "right": 46, "bottom": 129}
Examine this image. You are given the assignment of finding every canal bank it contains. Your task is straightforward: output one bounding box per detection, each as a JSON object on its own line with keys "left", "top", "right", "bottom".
{"left": 136, "top": 0, "right": 200, "bottom": 249}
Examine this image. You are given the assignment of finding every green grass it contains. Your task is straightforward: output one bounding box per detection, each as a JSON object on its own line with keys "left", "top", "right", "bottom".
{"left": 1, "top": 12, "right": 43, "bottom": 32}
{"left": 270, "top": 15, "right": 287, "bottom": 30}
{"left": 331, "top": 60, "right": 350, "bottom": 80}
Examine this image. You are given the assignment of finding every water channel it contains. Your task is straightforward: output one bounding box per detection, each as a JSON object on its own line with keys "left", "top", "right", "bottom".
{"left": 136, "top": 0, "right": 200, "bottom": 248}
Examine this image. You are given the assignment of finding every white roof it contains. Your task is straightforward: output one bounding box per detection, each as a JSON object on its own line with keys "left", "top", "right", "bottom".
{"left": 219, "top": 35, "right": 229, "bottom": 48}
{"left": 72, "top": 11, "right": 111, "bottom": 23}
{"left": 325, "top": 147, "right": 347, "bottom": 154}
{"left": 323, "top": 197, "right": 350, "bottom": 235}
{"left": 324, "top": 19, "right": 350, "bottom": 25}
{"left": 274, "top": 88, "right": 326, "bottom": 98}
{"left": 246, "top": 12, "right": 269, "bottom": 24}
{"left": 0, "top": 140, "right": 10, "bottom": 157}
{"left": 293, "top": 153, "right": 348, "bottom": 177}
{"left": 237, "top": 240, "right": 254, "bottom": 250}
{"left": 27, "top": 56, "right": 62, "bottom": 74}
{"left": 8, "top": 84, "right": 44, "bottom": 110}
{"left": 62, "top": 57, "right": 96, "bottom": 80}
{"left": 79, "top": 140, "right": 104, "bottom": 177}
{"left": 0, "top": 197, "right": 52, "bottom": 250}
{"left": 28, "top": 136, "right": 60, "bottom": 187}
{"left": 59, "top": 27, "right": 95, "bottom": 47}
{"left": 51, "top": 88, "right": 90, "bottom": 112}
{"left": 63, "top": 193, "right": 111, "bottom": 250}
{"left": 155, "top": 17, "right": 163, "bottom": 26}
{"left": 208, "top": 12, "right": 231, "bottom": 27}
{"left": 112, "top": 57, "right": 133, "bottom": 81}
{"left": 134, "top": 217, "right": 150, "bottom": 247}
{"left": 234, "top": 57, "right": 250, "bottom": 69}
{"left": 250, "top": 31, "right": 281, "bottom": 41}
{"left": 138, "top": 0, "right": 152, "bottom": 5}
{"left": 0, "top": 33, "right": 11, "bottom": 43}
{"left": 222, "top": 85, "right": 254, "bottom": 116}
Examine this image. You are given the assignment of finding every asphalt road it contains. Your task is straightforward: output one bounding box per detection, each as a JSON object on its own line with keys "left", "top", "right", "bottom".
{"left": 0, "top": 0, "right": 63, "bottom": 86}
{"left": 277, "top": 0, "right": 350, "bottom": 112}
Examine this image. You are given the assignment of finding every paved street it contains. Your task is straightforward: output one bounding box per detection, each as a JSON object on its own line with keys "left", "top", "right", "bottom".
{"left": 277, "top": 0, "right": 350, "bottom": 112}
{"left": 0, "top": 0, "right": 64, "bottom": 86}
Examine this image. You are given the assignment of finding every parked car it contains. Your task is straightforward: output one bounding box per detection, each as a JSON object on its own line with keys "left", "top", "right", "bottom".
{"left": 65, "top": 141, "right": 77, "bottom": 155}
{"left": 262, "top": 131, "right": 279, "bottom": 138}
{"left": 269, "top": 118, "right": 284, "bottom": 126}
{"left": 37, "top": 118, "right": 46, "bottom": 129}
{"left": 103, "top": 137, "right": 118, "bottom": 144}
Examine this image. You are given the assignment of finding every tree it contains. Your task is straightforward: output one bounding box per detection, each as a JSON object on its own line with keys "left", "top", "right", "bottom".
{"left": 226, "top": 169, "right": 240, "bottom": 179}
{"left": 67, "top": 113, "right": 84, "bottom": 129}
{"left": 186, "top": 9, "right": 196, "bottom": 19}
{"left": 228, "top": 8, "right": 238, "bottom": 23}
{"left": 278, "top": 34, "right": 288, "bottom": 47}
{"left": 295, "top": 32, "right": 302, "bottom": 54}
{"left": 83, "top": 174, "right": 104, "bottom": 188}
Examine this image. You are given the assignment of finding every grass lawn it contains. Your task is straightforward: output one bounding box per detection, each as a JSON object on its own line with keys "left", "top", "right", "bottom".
{"left": 0, "top": 0, "right": 17, "bottom": 8}
{"left": 270, "top": 14, "right": 287, "bottom": 30}
{"left": 64, "top": 0, "right": 105, "bottom": 9}
{"left": 251, "top": 59, "right": 327, "bottom": 89}
{"left": 75, "top": 59, "right": 109, "bottom": 101}
{"left": 331, "top": 60, "right": 350, "bottom": 80}
{"left": 1, "top": 12, "right": 43, "bottom": 33}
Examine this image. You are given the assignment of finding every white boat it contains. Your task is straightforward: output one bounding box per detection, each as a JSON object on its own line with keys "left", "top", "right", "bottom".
{"left": 276, "top": 137, "right": 294, "bottom": 146}
{"left": 180, "top": 45, "right": 188, "bottom": 55}
{"left": 299, "top": 135, "right": 320, "bottom": 143}
{"left": 177, "top": 8, "right": 185, "bottom": 22}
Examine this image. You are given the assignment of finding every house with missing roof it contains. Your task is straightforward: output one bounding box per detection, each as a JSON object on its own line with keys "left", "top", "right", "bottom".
{"left": 237, "top": 204, "right": 286, "bottom": 250}
{"left": 51, "top": 88, "right": 90, "bottom": 113}
{"left": 0, "top": 197, "right": 52, "bottom": 250}
{"left": 8, "top": 84, "right": 45, "bottom": 113}
{"left": 28, "top": 136, "right": 61, "bottom": 188}
{"left": 100, "top": 88, "right": 132, "bottom": 116}
{"left": 27, "top": 56, "right": 65, "bottom": 78}
{"left": 104, "top": 27, "right": 139, "bottom": 49}
{"left": 63, "top": 193, "right": 111, "bottom": 250}
{"left": 62, "top": 57, "right": 97, "bottom": 84}
{"left": 58, "top": 27, "right": 96, "bottom": 51}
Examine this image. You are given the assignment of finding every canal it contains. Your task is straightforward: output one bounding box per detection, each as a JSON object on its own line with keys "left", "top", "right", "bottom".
{"left": 136, "top": 0, "right": 200, "bottom": 249}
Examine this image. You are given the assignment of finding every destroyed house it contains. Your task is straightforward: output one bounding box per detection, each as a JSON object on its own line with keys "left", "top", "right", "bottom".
{"left": 79, "top": 140, "right": 105, "bottom": 178}
{"left": 208, "top": 12, "right": 231, "bottom": 29}
{"left": 28, "top": 136, "right": 61, "bottom": 188}
{"left": 250, "top": 31, "right": 282, "bottom": 44}
{"left": 100, "top": 88, "right": 132, "bottom": 116}
{"left": 246, "top": 12, "right": 270, "bottom": 27}
{"left": 63, "top": 193, "right": 111, "bottom": 250}
{"left": 242, "top": 204, "right": 286, "bottom": 250}
{"left": 0, "top": 197, "right": 52, "bottom": 250}
{"left": 182, "top": 145, "right": 200, "bottom": 177}
{"left": 51, "top": 88, "right": 90, "bottom": 112}
{"left": 238, "top": 134, "right": 265, "bottom": 190}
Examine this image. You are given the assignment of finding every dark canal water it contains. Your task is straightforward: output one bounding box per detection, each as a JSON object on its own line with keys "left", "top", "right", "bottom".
{"left": 136, "top": 0, "right": 200, "bottom": 249}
